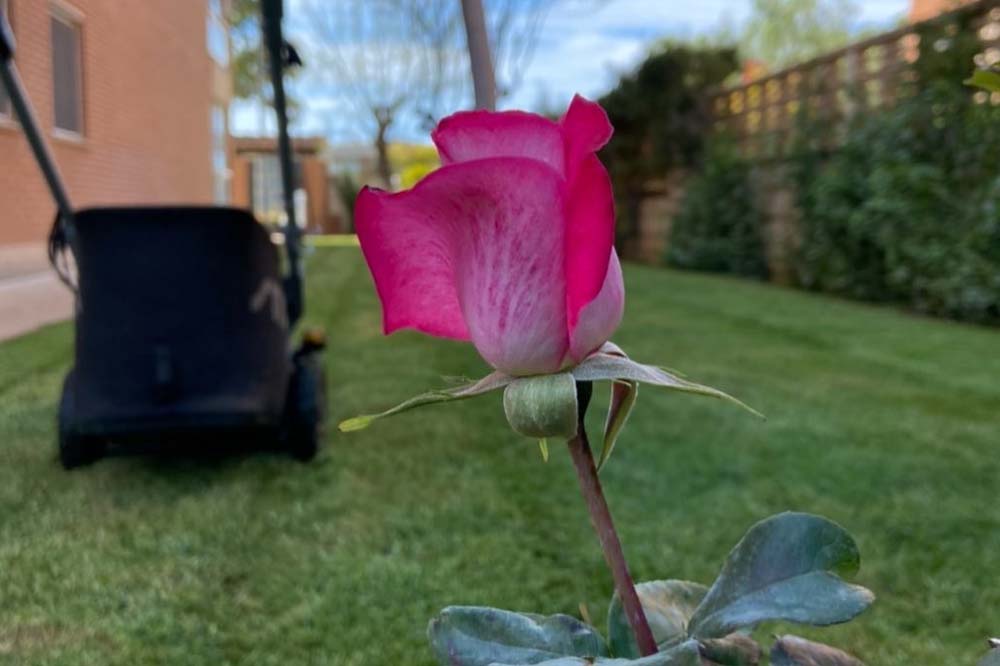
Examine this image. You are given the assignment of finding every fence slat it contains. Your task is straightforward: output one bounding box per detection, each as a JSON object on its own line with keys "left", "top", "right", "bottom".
{"left": 707, "top": 0, "right": 1000, "bottom": 160}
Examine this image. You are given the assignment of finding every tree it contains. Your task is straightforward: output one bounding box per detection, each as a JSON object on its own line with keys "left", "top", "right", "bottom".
{"left": 738, "top": 0, "right": 859, "bottom": 69}
{"left": 302, "top": 0, "right": 446, "bottom": 187}
{"left": 301, "top": 0, "right": 552, "bottom": 189}
{"left": 598, "top": 44, "right": 739, "bottom": 245}
{"left": 484, "top": 0, "right": 552, "bottom": 101}
{"left": 228, "top": 0, "right": 299, "bottom": 131}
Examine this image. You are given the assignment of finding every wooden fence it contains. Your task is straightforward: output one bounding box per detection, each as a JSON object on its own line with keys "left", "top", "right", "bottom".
{"left": 708, "top": 0, "right": 1000, "bottom": 160}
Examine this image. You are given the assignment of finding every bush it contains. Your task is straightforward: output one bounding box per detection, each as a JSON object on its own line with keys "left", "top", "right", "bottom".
{"left": 668, "top": 142, "right": 769, "bottom": 279}
{"left": 599, "top": 44, "right": 739, "bottom": 248}
{"left": 333, "top": 173, "right": 361, "bottom": 232}
{"left": 795, "top": 83, "right": 1000, "bottom": 323}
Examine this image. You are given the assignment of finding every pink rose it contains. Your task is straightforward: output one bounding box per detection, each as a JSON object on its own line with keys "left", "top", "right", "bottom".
{"left": 355, "top": 95, "right": 624, "bottom": 376}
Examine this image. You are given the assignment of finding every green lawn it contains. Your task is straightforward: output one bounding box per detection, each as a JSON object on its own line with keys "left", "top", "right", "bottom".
{"left": 1, "top": 247, "right": 998, "bottom": 665}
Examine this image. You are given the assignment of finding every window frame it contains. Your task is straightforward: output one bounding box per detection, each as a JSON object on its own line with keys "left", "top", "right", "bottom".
{"left": 49, "top": 0, "right": 85, "bottom": 140}
{"left": 0, "top": 0, "right": 13, "bottom": 122}
{"left": 211, "top": 105, "right": 230, "bottom": 204}
{"left": 206, "top": 0, "right": 229, "bottom": 67}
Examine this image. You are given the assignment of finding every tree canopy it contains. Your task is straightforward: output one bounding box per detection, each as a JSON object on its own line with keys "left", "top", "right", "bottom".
{"left": 735, "top": 0, "right": 860, "bottom": 69}
{"left": 598, "top": 44, "right": 739, "bottom": 244}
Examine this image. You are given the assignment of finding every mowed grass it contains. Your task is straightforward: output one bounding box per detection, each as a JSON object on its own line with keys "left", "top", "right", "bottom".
{"left": 1, "top": 247, "right": 998, "bottom": 665}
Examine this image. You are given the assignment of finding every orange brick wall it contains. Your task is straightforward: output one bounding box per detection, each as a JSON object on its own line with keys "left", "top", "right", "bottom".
{"left": 909, "top": 0, "right": 975, "bottom": 21}
{"left": 0, "top": 0, "right": 215, "bottom": 246}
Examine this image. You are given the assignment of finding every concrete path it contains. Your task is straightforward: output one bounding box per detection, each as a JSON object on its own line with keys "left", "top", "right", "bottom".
{"left": 0, "top": 244, "right": 74, "bottom": 342}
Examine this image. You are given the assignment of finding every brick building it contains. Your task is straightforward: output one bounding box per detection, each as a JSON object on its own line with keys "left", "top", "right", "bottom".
{"left": 231, "top": 136, "right": 341, "bottom": 234}
{"left": 0, "top": 0, "right": 230, "bottom": 247}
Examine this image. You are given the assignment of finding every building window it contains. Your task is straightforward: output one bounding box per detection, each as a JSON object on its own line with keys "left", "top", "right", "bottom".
{"left": 248, "top": 152, "right": 302, "bottom": 224}
{"left": 211, "top": 105, "right": 229, "bottom": 204}
{"left": 50, "top": 5, "right": 83, "bottom": 135}
{"left": 207, "top": 0, "right": 229, "bottom": 67}
{"left": 0, "top": 0, "right": 11, "bottom": 119}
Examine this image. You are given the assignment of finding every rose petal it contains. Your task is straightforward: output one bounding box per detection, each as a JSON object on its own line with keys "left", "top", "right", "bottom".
{"left": 564, "top": 153, "right": 618, "bottom": 333}
{"left": 431, "top": 110, "right": 564, "bottom": 174}
{"left": 568, "top": 250, "right": 624, "bottom": 362}
{"left": 559, "top": 94, "right": 614, "bottom": 183}
{"left": 355, "top": 157, "right": 570, "bottom": 376}
{"left": 355, "top": 187, "right": 469, "bottom": 340}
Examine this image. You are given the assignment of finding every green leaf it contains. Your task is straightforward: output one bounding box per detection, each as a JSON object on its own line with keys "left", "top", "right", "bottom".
{"left": 770, "top": 635, "right": 865, "bottom": 666}
{"left": 492, "top": 639, "right": 704, "bottom": 666}
{"left": 503, "top": 373, "right": 579, "bottom": 439}
{"left": 698, "top": 634, "right": 762, "bottom": 665}
{"left": 338, "top": 371, "right": 513, "bottom": 432}
{"left": 427, "top": 606, "right": 608, "bottom": 666}
{"left": 571, "top": 352, "right": 762, "bottom": 419}
{"left": 965, "top": 69, "right": 1000, "bottom": 93}
{"left": 608, "top": 580, "right": 708, "bottom": 658}
{"left": 687, "top": 513, "right": 874, "bottom": 639}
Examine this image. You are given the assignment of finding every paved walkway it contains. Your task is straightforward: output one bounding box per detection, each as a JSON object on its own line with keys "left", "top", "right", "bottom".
{"left": 0, "top": 244, "right": 75, "bottom": 342}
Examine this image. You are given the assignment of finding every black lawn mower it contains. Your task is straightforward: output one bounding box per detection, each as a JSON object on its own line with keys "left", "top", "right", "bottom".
{"left": 0, "top": 0, "right": 326, "bottom": 468}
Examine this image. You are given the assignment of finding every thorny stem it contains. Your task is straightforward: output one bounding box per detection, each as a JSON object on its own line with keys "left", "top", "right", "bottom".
{"left": 566, "top": 381, "right": 658, "bottom": 657}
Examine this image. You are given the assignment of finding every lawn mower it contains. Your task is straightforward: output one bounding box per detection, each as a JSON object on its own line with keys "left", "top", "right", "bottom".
{"left": 0, "top": 0, "right": 326, "bottom": 468}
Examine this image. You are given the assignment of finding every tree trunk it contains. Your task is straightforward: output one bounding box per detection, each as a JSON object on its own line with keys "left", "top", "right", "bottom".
{"left": 460, "top": 0, "right": 497, "bottom": 111}
{"left": 374, "top": 120, "right": 393, "bottom": 190}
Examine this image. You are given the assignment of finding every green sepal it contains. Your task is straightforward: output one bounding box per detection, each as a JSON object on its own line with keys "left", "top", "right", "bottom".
{"left": 571, "top": 350, "right": 762, "bottom": 420}
{"left": 338, "top": 370, "right": 513, "bottom": 432}
{"left": 502, "top": 373, "right": 579, "bottom": 439}
{"left": 572, "top": 342, "right": 761, "bottom": 470}
{"left": 598, "top": 379, "right": 638, "bottom": 470}
{"left": 538, "top": 438, "right": 550, "bottom": 462}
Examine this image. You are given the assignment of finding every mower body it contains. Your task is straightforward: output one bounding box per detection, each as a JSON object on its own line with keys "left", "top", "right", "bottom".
{"left": 58, "top": 207, "right": 322, "bottom": 465}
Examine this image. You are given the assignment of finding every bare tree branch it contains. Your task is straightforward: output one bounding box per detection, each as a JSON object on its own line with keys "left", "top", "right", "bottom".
{"left": 299, "top": 0, "right": 555, "bottom": 187}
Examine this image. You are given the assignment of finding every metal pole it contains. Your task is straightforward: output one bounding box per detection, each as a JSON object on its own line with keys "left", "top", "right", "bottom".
{"left": 460, "top": 0, "right": 497, "bottom": 110}
{"left": 261, "top": 0, "right": 303, "bottom": 326}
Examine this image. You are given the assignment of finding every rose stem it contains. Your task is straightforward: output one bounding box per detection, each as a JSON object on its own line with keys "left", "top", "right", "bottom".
{"left": 566, "top": 381, "right": 657, "bottom": 657}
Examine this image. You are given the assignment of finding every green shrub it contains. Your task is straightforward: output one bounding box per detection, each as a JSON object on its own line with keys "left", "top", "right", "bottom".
{"left": 795, "top": 83, "right": 1000, "bottom": 323}
{"left": 333, "top": 173, "right": 361, "bottom": 232}
{"left": 599, "top": 44, "right": 739, "bottom": 248}
{"left": 668, "top": 142, "right": 769, "bottom": 279}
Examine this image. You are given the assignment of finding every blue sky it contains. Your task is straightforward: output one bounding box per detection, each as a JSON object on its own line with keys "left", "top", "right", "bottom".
{"left": 235, "top": 0, "right": 911, "bottom": 144}
{"left": 504, "top": 0, "right": 909, "bottom": 111}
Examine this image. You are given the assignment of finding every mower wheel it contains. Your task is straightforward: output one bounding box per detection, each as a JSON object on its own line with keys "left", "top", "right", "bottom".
{"left": 58, "top": 379, "right": 104, "bottom": 469}
{"left": 284, "top": 351, "right": 326, "bottom": 461}
{"left": 59, "top": 431, "right": 105, "bottom": 469}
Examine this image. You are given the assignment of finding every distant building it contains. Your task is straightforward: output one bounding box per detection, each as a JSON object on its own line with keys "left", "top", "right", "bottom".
{"left": 0, "top": 0, "right": 231, "bottom": 247}
{"left": 230, "top": 136, "right": 340, "bottom": 234}
{"left": 325, "top": 142, "right": 382, "bottom": 185}
{"left": 909, "top": 0, "right": 976, "bottom": 22}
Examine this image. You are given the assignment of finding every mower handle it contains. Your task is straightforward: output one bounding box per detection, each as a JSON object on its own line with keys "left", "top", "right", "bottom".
{"left": 261, "top": 0, "right": 303, "bottom": 327}
{"left": 0, "top": 7, "right": 13, "bottom": 62}
{"left": 0, "top": 6, "right": 76, "bottom": 239}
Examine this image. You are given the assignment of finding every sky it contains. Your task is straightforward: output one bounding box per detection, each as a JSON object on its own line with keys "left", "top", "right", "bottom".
{"left": 504, "top": 0, "right": 909, "bottom": 111}
{"left": 233, "top": 0, "right": 911, "bottom": 145}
